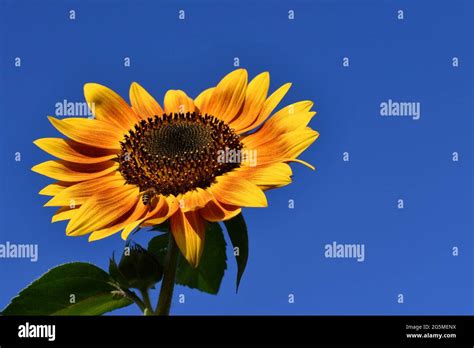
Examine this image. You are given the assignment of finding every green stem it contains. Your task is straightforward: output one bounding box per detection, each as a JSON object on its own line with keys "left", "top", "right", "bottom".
{"left": 140, "top": 289, "right": 153, "bottom": 314}
{"left": 155, "top": 233, "right": 179, "bottom": 315}
{"left": 122, "top": 289, "right": 146, "bottom": 312}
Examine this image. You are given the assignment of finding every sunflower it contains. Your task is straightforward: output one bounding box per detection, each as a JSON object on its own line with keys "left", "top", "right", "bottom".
{"left": 32, "top": 69, "right": 319, "bottom": 267}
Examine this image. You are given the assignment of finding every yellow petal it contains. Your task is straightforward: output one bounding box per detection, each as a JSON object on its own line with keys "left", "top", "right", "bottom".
{"left": 242, "top": 128, "right": 319, "bottom": 166}
{"left": 230, "top": 72, "right": 269, "bottom": 132}
{"left": 129, "top": 82, "right": 164, "bottom": 119}
{"left": 206, "top": 69, "right": 248, "bottom": 123}
{"left": 238, "top": 82, "right": 291, "bottom": 133}
{"left": 39, "top": 182, "right": 70, "bottom": 196}
{"left": 209, "top": 173, "right": 267, "bottom": 207}
{"left": 255, "top": 101, "right": 315, "bottom": 140}
{"left": 194, "top": 87, "right": 214, "bottom": 114}
{"left": 66, "top": 185, "right": 139, "bottom": 236}
{"left": 44, "top": 173, "right": 126, "bottom": 206}
{"left": 243, "top": 112, "right": 316, "bottom": 151}
{"left": 259, "top": 111, "right": 316, "bottom": 140}
{"left": 283, "top": 158, "right": 316, "bottom": 170}
{"left": 84, "top": 83, "right": 140, "bottom": 130}
{"left": 164, "top": 90, "right": 196, "bottom": 114}
{"left": 32, "top": 160, "right": 118, "bottom": 182}
{"left": 236, "top": 162, "right": 292, "bottom": 190}
{"left": 48, "top": 117, "right": 122, "bottom": 150}
{"left": 34, "top": 138, "right": 117, "bottom": 164}
{"left": 52, "top": 206, "right": 80, "bottom": 223}
{"left": 269, "top": 100, "right": 314, "bottom": 124}
{"left": 199, "top": 199, "right": 241, "bottom": 222}
{"left": 170, "top": 210, "right": 205, "bottom": 268}
{"left": 120, "top": 219, "right": 144, "bottom": 240}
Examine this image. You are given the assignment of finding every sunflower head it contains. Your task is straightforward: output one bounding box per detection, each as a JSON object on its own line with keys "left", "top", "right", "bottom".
{"left": 32, "top": 69, "right": 319, "bottom": 267}
{"left": 118, "top": 112, "right": 243, "bottom": 197}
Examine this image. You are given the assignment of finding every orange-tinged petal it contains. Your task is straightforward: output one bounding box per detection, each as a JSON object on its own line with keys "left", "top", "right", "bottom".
{"left": 206, "top": 69, "right": 248, "bottom": 123}
{"left": 238, "top": 82, "right": 291, "bottom": 133}
{"left": 164, "top": 90, "right": 196, "bottom": 114}
{"left": 132, "top": 195, "right": 169, "bottom": 229}
{"left": 89, "top": 199, "right": 148, "bottom": 241}
{"left": 129, "top": 82, "right": 164, "bottom": 119}
{"left": 166, "top": 194, "right": 182, "bottom": 215}
{"left": 32, "top": 160, "right": 118, "bottom": 182}
{"left": 180, "top": 188, "right": 213, "bottom": 212}
{"left": 84, "top": 83, "right": 140, "bottom": 130}
{"left": 199, "top": 199, "right": 241, "bottom": 222}
{"left": 120, "top": 196, "right": 169, "bottom": 239}
{"left": 48, "top": 117, "right": 122, "bottom": 150}
{"left": 209, "top": 173, "right": 267, "bottom": 207}
{"left": 143, "top": 194, "right": 179, "bottom": 226}
{"left": 34, "top": 138, "right": 117, "bottom": 164}
{"left": 170, "top": 210, "right": 205, "bottom": 268}
{"left": 230, "top": 72, "right": 269, "bottom": 132}
{"left": 44, "top": 173, "right": 126, "bottom": 206}
{"left": 66, "top": 185, "right": 139, "bottom": 236}
{"left": 194, "top": 87, "right": 214, "bottom": 114}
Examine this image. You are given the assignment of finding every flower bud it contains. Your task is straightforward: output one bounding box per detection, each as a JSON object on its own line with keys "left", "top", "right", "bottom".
{"left": 109, "top": 241, "right": 163, "bottom": 290}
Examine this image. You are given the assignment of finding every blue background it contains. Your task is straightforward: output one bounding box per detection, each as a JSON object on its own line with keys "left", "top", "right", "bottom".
{"left": 0, "top": 0, "right": 472, "bottom": 315}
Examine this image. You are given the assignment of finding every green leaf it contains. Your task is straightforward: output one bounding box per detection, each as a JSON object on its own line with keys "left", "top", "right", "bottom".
{"left": 148, "top": 223, "right": 227, "bottom": 295}
{"left": 108, "top": 254, "right": 129, "bottom": 287}
{"left": 2, "top": 262, "right": 133, "bottom": 315}
{"left": 147, "top": 233, "right": 169, "bottom": 262}
{"left": 224, "top": 213, "right": 249, "bottom": 292}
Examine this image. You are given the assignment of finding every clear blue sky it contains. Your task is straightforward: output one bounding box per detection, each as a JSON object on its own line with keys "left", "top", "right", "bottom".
{"left": 0, "top": 0, "right": 472, "bottom": 315}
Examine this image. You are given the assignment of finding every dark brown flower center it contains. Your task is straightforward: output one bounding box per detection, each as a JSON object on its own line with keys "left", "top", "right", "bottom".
{"left": 118, "top": 112, "right": 243, "bottom": 197}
